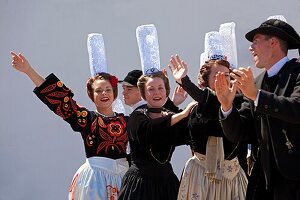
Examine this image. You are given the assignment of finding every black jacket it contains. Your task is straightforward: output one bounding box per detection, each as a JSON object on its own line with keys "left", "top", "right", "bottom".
{"left": 220, "top": 59, "right": 300, "bottom": 187}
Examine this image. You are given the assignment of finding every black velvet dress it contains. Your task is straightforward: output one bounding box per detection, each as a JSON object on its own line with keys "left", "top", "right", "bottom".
{"left": 118, "top": 108, "right": 190, "bottom": 200}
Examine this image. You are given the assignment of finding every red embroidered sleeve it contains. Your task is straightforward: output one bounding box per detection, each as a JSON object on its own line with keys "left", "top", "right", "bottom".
{"left": 34, "top": 73, "right": 89, "bottom": 131}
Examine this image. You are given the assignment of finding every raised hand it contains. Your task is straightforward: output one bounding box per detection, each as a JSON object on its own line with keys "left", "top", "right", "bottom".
{"left": 215, "top": 71, "right": 237, "bottom": 112}
{"left": 11, "top": 51, "right": 32, "bottom": 73}
{"left": 230, "top": 67, "right": 258, "bottom": 101}
{"left": 10, "top": 51, "right": 45, "bottom": 87}
{"left": 161, "top": 68, "right": 168, "bottom": 78}
{"left": 168, "top": 55, "right": 188, "bottom": 84}
{"left": 172, "top": 86, "right": 188, "bottom": 106}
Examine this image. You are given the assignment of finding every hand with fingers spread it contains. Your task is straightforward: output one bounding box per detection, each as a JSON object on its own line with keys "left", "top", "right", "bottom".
{"left": 215, "top": 71, "right": 237, "bottom": 112}
{"left": 230, "top": 67, "right": 258, "bottom": 101}
{"left": 168, "top": 55, "right": 188, "bottom": 84}
{"left": 172, "top": 86, "right": 188, "bottom": 106}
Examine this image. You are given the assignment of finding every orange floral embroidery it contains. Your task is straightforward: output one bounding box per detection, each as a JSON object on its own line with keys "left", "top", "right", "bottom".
{"left": 107, "top": 121, "right": 123, "bottom": 137}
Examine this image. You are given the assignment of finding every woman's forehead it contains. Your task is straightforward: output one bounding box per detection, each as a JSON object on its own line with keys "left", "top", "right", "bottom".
{"left": 146, "top": 77, "right": 164, "bottom": 84}
{"left": 93, "top": 79, "right": 111, "bottom": 87}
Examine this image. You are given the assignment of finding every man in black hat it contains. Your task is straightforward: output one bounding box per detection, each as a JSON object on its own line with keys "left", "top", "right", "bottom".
{"left": 119, "top": 70, "right": 146, "bottom": 111}
{"left": 215, "top": 18, "right": 300, "bottom": 199}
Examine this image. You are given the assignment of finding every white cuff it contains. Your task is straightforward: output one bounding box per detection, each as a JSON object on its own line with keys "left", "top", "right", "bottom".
{"left": 254, "top": 90, "right": 261, "bottom": 107}
{"left": 221, "top": 106, "right": 232, "bottom": 118}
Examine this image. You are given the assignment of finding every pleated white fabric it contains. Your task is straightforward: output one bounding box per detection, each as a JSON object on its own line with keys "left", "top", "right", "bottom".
{"left": 177, "top": 153, "right": 248, "bottom": 200}
{"left": 68, "top": 157, "right": 128, "bottom": 200}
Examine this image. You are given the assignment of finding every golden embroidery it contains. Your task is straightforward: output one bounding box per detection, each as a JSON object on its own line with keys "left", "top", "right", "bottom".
{"left": 57, "top": 81, "right": 63, "bottom": 87}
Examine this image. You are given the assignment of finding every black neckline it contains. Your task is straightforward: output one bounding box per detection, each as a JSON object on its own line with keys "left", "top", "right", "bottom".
{"left": 147, "top": 107, "right": 162, "bottom": 113}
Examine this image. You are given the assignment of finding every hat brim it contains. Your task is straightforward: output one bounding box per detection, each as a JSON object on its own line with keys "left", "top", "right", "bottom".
{"left": 245, "top": 26, "right": 300, "bottom": 49}
{"left": 120, "top": 81, "right": 135, "bottom": 87}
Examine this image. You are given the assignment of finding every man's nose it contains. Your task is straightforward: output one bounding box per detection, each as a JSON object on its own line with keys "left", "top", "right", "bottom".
{"left": 249, "top": 44, "right": 254, "bottom": 51}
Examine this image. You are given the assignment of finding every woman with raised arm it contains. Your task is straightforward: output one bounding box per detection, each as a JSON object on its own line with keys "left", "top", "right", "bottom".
{"left": 169, "top": 55, "right": 248, "bottom": 200}
{"left": 11, "top": 51, "right": 129, "bottom": 200}
{"left": 119, "top": 71, "right": 196, "bottom": 200}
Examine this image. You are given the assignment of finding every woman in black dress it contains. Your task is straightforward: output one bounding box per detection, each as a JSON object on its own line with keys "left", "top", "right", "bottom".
{"left": 169, "top": 55, "right": 248, "bottom": 200}
{"left": 119, "top": 71, "right": 195, "bottom": 200}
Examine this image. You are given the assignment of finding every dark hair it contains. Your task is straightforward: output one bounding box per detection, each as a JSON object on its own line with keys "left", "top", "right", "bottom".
{"left": 137, "top": 71, "right": 170, "bottom": 100}
{"left": 86, "top": 72, "right": 118, "bottom": 102}
{"left": 197, "top": 59, "right": 230, "bottom": 87}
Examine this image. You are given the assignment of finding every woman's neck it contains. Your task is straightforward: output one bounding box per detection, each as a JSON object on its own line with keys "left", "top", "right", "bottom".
{"left": 147, "top": 105, "right": 163, "bottom": 119}
{"left": 96, "top": 107, "right": 114, "bottom": 117}
{"left": 148, "top": 112, "right": 162, "bottom": 119}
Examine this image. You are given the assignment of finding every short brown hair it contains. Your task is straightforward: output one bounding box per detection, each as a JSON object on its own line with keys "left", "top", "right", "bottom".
{"left": 198, "top": 59, "right": 230, "bottom": 87}
{"left": 137, "top": 71, "right": 170, "bottom": 100}
{"left": 86, "top": 72, "right": 118, "bottom": 102}
{"left": 263, "top": 34, "right": 288, "bottom": 54}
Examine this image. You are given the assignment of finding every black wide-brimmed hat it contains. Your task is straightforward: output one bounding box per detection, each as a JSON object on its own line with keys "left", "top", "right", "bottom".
{"left": 118, "top": 70, "right": 143, "bottom": 86}
{"left": 245, "top": 19, "right": 300, "bottom": 50}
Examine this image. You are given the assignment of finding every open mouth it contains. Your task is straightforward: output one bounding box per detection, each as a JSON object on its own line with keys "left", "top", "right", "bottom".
{"left": 153, "top": 97, "right": 162, "bottom": 101}
{"left": 100, "top": 97, "right": 109, "bottom": 102}
{"left": 252, "top": 52, "right": 257, "bottom": 57}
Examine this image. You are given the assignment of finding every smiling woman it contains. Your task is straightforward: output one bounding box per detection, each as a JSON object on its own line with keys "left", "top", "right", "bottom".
{"left": 118, "top": 71, "right": 196, "bottom": 200}
{"left": 10, "top": 52, "right": 129, "bottom": 200}
{"left": 138, "top": 71, "right": 170, "bottom": 108}
{"left": 86, "top": 73, "right": 118, "bottom": 113}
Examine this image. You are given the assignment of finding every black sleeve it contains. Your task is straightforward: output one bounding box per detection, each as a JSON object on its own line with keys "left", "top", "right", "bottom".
{"left": 128, "top": 110, "right": 173, "bottom": 146}
{"left": 171, "top": 117, "right": 191, "bottom": 146}
{"left": 219, "top": 102, "right": 256, "bottom": 144}
{"left": 33, "top": 73, "right": 91, "bottom": 132}
{"left": 180, "top": 76, "right": 209, "bottom": 104}
{"left": 163, "top": 97, "right": 182, "bottom": 113}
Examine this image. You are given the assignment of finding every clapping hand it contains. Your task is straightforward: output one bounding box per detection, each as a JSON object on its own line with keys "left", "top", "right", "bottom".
{"left": 230, "top": 67, "right": 258, "bottom": 101}
{"left": 215, "top": 71, "right": 237, "bottom": 112}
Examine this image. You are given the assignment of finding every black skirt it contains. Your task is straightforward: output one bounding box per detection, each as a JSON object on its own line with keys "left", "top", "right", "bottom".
{"left": 118, "top": 159, "right": 179, "bottom": 200}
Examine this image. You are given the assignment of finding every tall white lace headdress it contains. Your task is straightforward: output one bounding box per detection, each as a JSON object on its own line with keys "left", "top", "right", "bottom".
{"left": 200, "top": 22, "right": 238, "bottom": 69}
{"left": 136, "top": 24, "right": 161, "bottom": 75}
{"left": 87, "top": 33, "right": 125, "bottom": 113}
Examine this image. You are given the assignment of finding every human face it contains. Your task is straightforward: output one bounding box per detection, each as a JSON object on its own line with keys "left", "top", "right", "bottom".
{"left": 122, "top": 85, "right": 142, "bottom": 106}
{"left": 208, "top": 64, "right": 230, "bottom": 91}
{"left": 249, "top": 34, "right": 273, "bottom": 69}
{"left": 93, "top": 79, "right": 114, "bottom": 111}
{"left": 144, "top": 77, "right": 167, "bottom": 108}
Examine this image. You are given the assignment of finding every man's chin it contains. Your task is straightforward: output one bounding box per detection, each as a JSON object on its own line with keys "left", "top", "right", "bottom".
{"left": 255, "top": 63, "right": 264, "bottom": 68}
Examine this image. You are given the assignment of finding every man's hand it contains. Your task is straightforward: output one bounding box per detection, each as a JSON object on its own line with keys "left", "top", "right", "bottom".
{"left": 215, "top": 71, "right": 236, "bottom": 112}
{"left": 230, "top": 67, "right": 258, "bottom": 101}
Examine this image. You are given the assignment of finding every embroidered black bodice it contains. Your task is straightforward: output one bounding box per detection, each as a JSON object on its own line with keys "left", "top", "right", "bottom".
{"left": 34, "top": 73, "right": 128, "bottom": 159}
